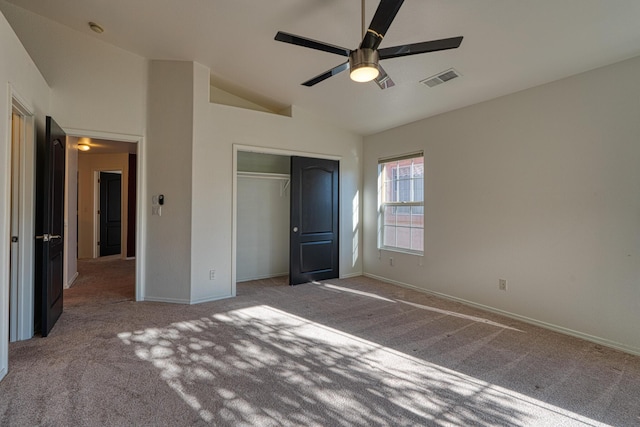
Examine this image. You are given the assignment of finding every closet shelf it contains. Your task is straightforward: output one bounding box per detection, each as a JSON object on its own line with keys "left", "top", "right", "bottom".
{"left": 237, "top": 171, "right": 290, "bottom": 180}
{"left": 237, "top": 171, "right": 291, "bottom": 196}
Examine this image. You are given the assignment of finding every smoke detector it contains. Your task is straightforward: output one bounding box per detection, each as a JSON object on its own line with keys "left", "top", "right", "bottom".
{"left": 420, "top": 68, "right": 461, "bottom": 88}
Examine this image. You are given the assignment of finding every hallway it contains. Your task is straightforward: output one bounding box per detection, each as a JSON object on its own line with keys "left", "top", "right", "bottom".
{"left": 67, "top": 257, "right": 135, "bottom": 308}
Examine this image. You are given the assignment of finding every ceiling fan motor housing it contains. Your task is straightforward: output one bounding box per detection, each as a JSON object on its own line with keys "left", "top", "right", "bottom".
{"left": 349, "top": 48, "right": 380, "bottom": 82}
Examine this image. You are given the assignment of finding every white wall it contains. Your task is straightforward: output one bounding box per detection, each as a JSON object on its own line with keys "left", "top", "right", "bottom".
{"left": 191, "top": 62, "right": 363, "bottom": 303}
{"left": 236, "top": 176, "right": 290, "bottom": 281}
{"left": 0, "top": 2, "right": 147, "bottom": 137}
{"left": 144, "top": 60, "right": 363, "bottom": 303}
{"left": 0, "top": 9, "right": 50, "bottom": 379}
{"left": 363, "top": 55, "right": 640, "bottom": 355}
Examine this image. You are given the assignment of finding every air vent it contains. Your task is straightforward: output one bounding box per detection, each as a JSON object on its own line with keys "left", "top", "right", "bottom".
{"left": 420, "top": 68, "right": 461, "bottom": 88}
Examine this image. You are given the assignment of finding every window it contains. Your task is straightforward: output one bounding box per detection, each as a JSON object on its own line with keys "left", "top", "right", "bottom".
{"left": 378, "top": 153, "right": 424, "bottom": 254}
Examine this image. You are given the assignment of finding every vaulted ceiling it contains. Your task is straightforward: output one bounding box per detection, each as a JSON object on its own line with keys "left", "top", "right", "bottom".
{"left": 5, "top": 0, "right": 640, "bottom": 135}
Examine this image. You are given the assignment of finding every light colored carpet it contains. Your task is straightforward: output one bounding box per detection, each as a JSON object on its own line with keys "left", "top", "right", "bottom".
{"left": 1, "top": 258, "right": 639, "bottom": 426}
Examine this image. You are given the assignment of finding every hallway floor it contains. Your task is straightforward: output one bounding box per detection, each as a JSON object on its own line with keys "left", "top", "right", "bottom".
{"left": 67, "top": 257, "right": 135, "bottom": 307}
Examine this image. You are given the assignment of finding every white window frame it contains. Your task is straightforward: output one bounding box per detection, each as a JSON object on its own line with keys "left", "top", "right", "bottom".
{"left": 378, "top": 152, "right": 424, "bottom": 255}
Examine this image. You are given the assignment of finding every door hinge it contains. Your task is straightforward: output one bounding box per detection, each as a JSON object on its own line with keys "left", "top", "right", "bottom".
{"left": 97, "top": 210, "right": 101, "bottom": 215}
{"left": 97, "top": 241, "right": 100, "bottom": 246}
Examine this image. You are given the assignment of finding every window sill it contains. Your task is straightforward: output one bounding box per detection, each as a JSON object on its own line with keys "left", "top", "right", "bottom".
{"left": 379, "top": 246, "right": 423, "bottom": 257}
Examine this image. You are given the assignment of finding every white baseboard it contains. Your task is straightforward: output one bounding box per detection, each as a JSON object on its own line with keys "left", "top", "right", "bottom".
{"left": 237, "top": 272, "right": 288, "bottom": 282}
{"left": 65, "top": 271, "right": 79, "bottom": 289}
{"left": 0, "top": 366, "right": 6, "bottom": 382}
{"left": 340, "top": 271, "right": 363, "bottom": 279}
{"left": 190, "top": 294, "right": 234, "bottom": 305}
{"left": 363, "top": 273, "right": 640, "bottom": 357}
{"left": 143, "top": 296, "right": 190, "bottom": 304}
{"left": 125, "top": 256, "right": 136, "bottom": 260}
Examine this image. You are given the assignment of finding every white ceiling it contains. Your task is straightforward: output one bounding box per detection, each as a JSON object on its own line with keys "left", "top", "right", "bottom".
{"left": 6, "top": 0, "right": 640, "bottom": 135}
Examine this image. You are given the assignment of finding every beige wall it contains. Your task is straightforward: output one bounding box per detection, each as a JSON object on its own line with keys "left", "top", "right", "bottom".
{"left": 145, "top": 60, "right": 195, "bottom": 303}
{"left": 77, "top": 153, "right": 130, "bottom": 259}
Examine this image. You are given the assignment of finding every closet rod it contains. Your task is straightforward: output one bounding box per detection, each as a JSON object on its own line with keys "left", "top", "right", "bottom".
{"left": 237, "top": 171, "right": 290, "bottom": 180}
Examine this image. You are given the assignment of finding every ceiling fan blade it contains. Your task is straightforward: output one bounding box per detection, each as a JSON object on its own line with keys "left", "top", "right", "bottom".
{"left": 302, "top": 62, "right": 350, "bottom": 87}
{"left": 374, "top": 65, "right": 395, "bottom": 89}
{"left": 378, "top": 36, "right": 463, "bottom": 60}
{"left": 360, "top": 0, "right": 405, "bottom": 51}
{"left": 275, "top": 31, "right": 351, "bottom": 57}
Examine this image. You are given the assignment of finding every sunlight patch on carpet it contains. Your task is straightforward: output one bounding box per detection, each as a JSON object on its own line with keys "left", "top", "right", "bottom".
{"left": 320, "top": 283, "right": 396, "bottom": 302}
{"left": 117, "top": 305, "right": 604, "bottom": 426}
{"left": 317, "top": 282, "right": 522, "bottom": 331}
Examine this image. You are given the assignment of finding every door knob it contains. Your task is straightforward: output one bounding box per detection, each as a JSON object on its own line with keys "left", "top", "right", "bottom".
{"left": 293, "top": 227, "right": 298, "bottom": 233}
{"left": 35, "top": 233, "right": 61, "bottom": 242}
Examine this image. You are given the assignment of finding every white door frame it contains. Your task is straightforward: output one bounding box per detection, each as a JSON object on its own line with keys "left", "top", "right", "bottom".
{"left": 9, "top": 110, "right": 22, "bottom": 342}
{"left": 10, "top": 92, "right": 36, "bottom": 342}
{"left": 65, "top": 128, "right": 146, "bottom": 302}
{"left": 2, "top": 86, "right": 36, "bottom": 381}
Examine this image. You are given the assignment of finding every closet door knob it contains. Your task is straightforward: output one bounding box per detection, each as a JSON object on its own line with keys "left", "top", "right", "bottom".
{"left": 293, "top": 227, "right": 298, "bottom": 233}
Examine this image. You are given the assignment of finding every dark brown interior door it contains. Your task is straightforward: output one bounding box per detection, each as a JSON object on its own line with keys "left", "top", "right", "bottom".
{"left": 99, "top": 172, "right": 122, "bottom": 256}
{"left": 289, "top": 156, "right": 339, "bottom": 285}
{"left": 35, "top": 116, "right": 65, "bottom": 337}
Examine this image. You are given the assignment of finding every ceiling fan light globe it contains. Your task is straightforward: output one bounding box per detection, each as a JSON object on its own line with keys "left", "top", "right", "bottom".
{"left": 350, "top": 66, "right": 380, "bottom": 82}
{"left": 349, "top": 49, "right": 380, "bottom": 82}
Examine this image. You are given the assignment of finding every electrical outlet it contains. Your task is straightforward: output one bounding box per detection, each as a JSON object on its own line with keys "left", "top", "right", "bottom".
{"left": 389, "top": 257, "right": 394, "bottom": 267}
{"left": 209, "top": 269, "right": 216, "bottom": 280}
{"left": 499, "top": 279, "right": 507, "bottom": 291}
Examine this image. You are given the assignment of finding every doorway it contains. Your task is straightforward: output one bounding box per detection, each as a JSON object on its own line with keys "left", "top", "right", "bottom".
{"left": 232, "top": 145, "right": 340, "bottom": 294}
{"left": 66, "top": 129, "right": 144, "bottom": 302}
{"left": 98, "top": 171, "right": 122, "bottom": 257}
{"left": 236, "top": 152, "right": 290, "bottom": 283}
{"left": 7, "top": 95, "right": 36, "bottom": 343}
{"left": 72, "top": 146, "right": 137, "bottom": 261}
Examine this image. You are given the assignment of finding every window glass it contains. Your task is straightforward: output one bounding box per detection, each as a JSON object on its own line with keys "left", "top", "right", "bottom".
{"left": 378, "top": 154, "right": 424, "bottom": 254}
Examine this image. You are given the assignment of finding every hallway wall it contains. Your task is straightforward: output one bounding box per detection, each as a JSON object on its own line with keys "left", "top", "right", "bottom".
{"left": 64, "top": 137, "right": 79, "bottom": 288}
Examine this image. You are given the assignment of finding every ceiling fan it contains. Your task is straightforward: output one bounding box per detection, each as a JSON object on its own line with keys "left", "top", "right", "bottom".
{"left": 275, "top": 0, "right": 463, "bottom": 89}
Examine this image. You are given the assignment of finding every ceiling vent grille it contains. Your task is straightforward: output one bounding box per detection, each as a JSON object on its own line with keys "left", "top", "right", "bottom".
{"left": 420, "top": 68, "right": 461, "bottom": 88}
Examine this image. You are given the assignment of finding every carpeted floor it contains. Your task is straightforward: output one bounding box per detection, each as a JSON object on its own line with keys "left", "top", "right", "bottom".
{"left": 1, "top": 258, "right": 639, "bottom": 426}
